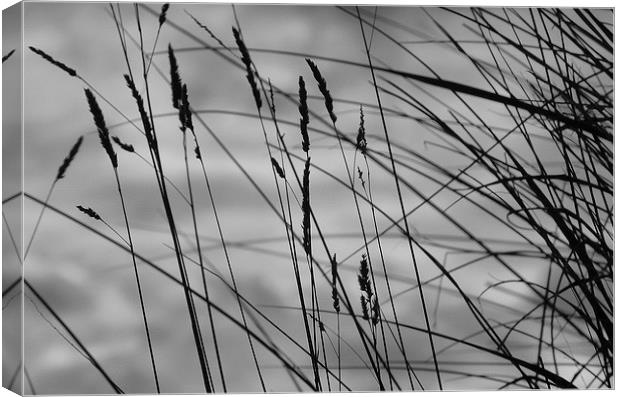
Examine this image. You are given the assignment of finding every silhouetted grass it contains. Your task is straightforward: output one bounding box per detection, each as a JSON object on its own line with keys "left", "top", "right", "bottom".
{"left": 9, "top": 3, "right": 612, "bottom": 393}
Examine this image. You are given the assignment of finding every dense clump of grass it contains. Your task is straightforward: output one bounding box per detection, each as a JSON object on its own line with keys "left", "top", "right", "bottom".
{"left": 10, "top": 4, "right": 612, "bottom": 394}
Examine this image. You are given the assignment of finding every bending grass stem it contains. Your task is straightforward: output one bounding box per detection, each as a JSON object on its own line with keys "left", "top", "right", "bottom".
{"left": 113, "top": 168, "right": 161, "bottom": 393}
{"left": 355, "top": 6, "right": 442, "bottom": 390}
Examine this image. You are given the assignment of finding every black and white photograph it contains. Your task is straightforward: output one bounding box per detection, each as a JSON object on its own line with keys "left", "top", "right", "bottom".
{"left": 1, "top": 1, "right": 614, "bottom": 394}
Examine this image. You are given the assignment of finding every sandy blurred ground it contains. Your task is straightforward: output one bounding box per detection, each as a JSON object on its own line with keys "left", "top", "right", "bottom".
{"left": 2, "top": 1, "right": 611, "bottom": 394}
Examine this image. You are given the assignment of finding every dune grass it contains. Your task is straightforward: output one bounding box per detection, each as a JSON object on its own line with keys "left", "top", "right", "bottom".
{"left": 4, "top": 3, "right": 613, "bottom": 393}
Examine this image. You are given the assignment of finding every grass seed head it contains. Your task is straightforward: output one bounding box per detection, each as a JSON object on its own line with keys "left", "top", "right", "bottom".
{"left": 356, "top": 105, "right": 367, "bottom": 154}
{"left": 371, "top": 297, "right": 380, "bottom": 326}
{"left": 360, "top": 295, "right": 369, "bottom": 320}
{"left": 271, "top": 157, "right": 285, "bottom": 179}
{"left": 84, "top": 89, "right": 117, "bottom": 168}
{"left": 56, "top": 136, "right": 83, "bottom": 180}
{"left": 2, "top": 49, "right": 15, "bottom": 63}
{"left": 357, "top": 166, "right": 366, "bottom": 190}
{"left": 233, "top": 27, "right": 262, "bottom": 109}
{"left": 29, "top": 46, "right": 77, "bottom": 77}
{"left": 76, "top": 205, "right": 101, "bottom": 221}
{"left": 358, "top": 254, "right": 372, "bottom": 299}
{"left": 112, "top": 136, "right": 135, "bottom": 153}
{"left": 181, "top": 84, "right": 194, "bottom": 131}
{"left": 168, "top": 44, "right": 183, "bottom": 110}
{"left": 301, "top": 157, "right": 312, "bottom": 256}
{"left": 123, "top": 74, "right": 153, "bottom": 148}
{"left": 268, "top": 79, "right": 276, "bottom": 114}
{"left": 306, "top": 58, "right": 336, "bottom": 123}
{"left": 159, "top": 3, "right": 170, "bottom": 26}
{"left": 331, "top": 253, "right": 340, "bottom": 313}
{"left": 298, "top": 76, "right": 310, "bottom": 152}
{"left": 332, "top": 288, "right": 340, "bottom": 313}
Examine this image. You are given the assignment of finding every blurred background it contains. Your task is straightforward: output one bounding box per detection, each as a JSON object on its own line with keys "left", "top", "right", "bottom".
{"left": 3, "top": 2, "right": 23, "bottom": 394}
{"left": 2, "top": 1, "right": 613, "bottom": 394}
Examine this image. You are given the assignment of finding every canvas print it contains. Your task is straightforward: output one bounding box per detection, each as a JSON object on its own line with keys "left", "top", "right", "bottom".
{"left": 2, "top": 1, "right": 613, "bottom": 394}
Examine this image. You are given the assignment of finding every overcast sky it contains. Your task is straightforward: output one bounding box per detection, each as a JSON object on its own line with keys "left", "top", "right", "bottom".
{"left": 2, "top": 2, "right": 613, "bottom": 394}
